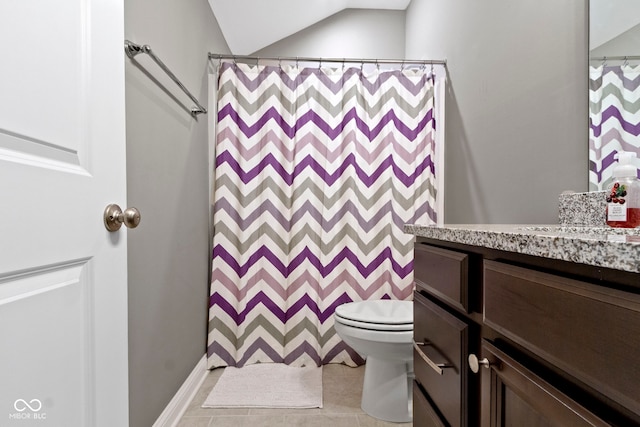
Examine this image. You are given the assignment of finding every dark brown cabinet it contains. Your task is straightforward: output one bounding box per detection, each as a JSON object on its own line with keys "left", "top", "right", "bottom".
{"left": 414, "top": 243, "right": 469, "bottom": 313}
{"left": 414, "top": 382, "right": 448, "bottom": 427}
{"left": 413, "top": 239, "right": 640, "bottom": 427}
{"left": 479, "top": 340, "right": 609, "bottom": 427}
{"left": 483, "top": 260, "right": 640, "bottom": 419}
{"left": 414, "top": 291, "right": 470, "bottom": 426}
{"left": 413, "top": 243, "right": 477, "bottom": 426}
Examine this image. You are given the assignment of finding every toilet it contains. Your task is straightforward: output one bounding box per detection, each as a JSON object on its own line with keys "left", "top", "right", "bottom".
{"left": 334, "top": 299, "right": 413, "bottom": 423}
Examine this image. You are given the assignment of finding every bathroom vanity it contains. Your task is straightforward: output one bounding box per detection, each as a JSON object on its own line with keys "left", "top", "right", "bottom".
{"left": 405, "top": 224, "right": 640, "bottom": 427}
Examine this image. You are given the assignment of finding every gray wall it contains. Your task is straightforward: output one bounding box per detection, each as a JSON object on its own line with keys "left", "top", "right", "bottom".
{"left": 406, "top": 0, "right": 589, "bottom": 223}
{"left": 254, "top": 8, "right": 405, "bottom": 58}
{"left": 120, "top": 2, "right": 588, "bottom": 423}
{"left": 124, "top": 2, "right": 229, "bottom": 426}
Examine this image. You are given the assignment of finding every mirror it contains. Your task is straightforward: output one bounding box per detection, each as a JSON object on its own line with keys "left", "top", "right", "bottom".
{"left": 588, "top": 0, "right": 640, "bottom": 191}
{"left": 590, "top": 0, "right": 640, "bottom": 58}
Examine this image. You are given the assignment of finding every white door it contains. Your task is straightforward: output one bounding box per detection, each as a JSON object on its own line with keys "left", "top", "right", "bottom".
{"left": 0, "top": 1, "right": 129, "bottom": 426}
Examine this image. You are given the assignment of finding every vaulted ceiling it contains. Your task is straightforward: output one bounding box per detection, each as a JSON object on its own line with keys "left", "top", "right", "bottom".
{"left": 207, "top": 0, "right": 411, "bottom": 55}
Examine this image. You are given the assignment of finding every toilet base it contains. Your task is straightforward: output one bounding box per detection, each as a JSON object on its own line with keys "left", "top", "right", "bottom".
{"left": 361, "top": 357, "right": 412, "bottom": 423}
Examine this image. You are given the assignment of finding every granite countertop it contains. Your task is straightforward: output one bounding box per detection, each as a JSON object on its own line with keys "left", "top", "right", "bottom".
{"left": 404, "top": 224, "right": 640, "bottom": 273}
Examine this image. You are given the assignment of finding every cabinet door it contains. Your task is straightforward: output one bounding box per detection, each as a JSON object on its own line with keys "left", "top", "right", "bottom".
{"left": 478, "top": 340, "right": 610, "bottom": 427}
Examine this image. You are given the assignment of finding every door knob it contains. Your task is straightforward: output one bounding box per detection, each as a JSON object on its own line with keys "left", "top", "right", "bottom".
{"left": 468, "top": 354, "right": 493, "bottom": 373}
{"left": 104, "top": 204, "right": 141, "bottom": 231}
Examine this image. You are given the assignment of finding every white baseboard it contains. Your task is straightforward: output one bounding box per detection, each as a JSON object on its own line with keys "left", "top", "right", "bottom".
{"left": 153, "top": 354, "right": 208, "bottom": 427}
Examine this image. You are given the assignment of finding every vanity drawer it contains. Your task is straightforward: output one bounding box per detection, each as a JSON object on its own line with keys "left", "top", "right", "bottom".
{"left": 414, "top": 291, "right": 470, "bottom": 427}
{"left": 414, "top": 243, "right": 469, "bottom": 312}
{"left": 413, "top": 381, "right": 447, "bottom": 427}
{"left": 484, "top": 260, "right": 640, "bottom": 418}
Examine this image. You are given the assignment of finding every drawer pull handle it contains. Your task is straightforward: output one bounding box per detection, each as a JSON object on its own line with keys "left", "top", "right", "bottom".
{"left": 413, "top": 341, "right": 454, "bottom": 375}
{"left": 468, "top": 354, "right": 492, "bottom": 373}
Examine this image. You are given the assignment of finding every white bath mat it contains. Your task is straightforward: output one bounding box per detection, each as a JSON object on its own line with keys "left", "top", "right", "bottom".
{"left": 202, "top": 363, "right": 323, "bottom": 409}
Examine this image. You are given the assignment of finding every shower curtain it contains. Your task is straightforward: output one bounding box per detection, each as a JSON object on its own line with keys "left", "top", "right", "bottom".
{"left": 589, "top": 64, "right": 640, "bottom": 190}
{"left": 207, "top": 61, "right": 439, "bottom": 368}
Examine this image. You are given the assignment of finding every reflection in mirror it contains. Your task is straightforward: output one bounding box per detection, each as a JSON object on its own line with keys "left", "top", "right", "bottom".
{"left": 588, "top": 0, "right": 640, "bottom": 190}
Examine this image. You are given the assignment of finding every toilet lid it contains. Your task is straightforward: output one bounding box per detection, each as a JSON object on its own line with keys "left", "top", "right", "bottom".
{"left": 334, "top": 300, "right": 413, "bottom": 331}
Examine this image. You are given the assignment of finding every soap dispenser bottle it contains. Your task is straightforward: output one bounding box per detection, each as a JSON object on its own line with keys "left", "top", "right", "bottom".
{"left": 606, "top": 151, "right": 640, "bottom": 228}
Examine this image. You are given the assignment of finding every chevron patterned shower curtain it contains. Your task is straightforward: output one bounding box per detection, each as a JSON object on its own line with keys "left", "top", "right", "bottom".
{"left": 589, "top": 64, "right": 640, "bottom": 190}
{"left": 207, "top": 62, "right": 438, "bottom": 368}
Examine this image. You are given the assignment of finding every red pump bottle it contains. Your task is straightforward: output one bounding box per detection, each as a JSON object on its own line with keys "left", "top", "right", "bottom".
{"left": 606, "top": 151, "right": 640, "bottom": 228}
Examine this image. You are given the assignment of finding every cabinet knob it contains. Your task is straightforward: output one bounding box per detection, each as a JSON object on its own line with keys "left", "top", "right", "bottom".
{"left": 468, "top": 354, "right": 492, "bottom": 373}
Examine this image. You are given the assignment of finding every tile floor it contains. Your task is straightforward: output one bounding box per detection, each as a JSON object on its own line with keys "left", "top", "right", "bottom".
{"left": 177, "top": 364, "right": 413, "bottom": 426}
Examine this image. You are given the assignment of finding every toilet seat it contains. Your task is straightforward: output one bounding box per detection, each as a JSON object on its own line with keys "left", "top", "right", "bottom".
{"left": 334, "top": 300, "right": 413, "bottom": 332}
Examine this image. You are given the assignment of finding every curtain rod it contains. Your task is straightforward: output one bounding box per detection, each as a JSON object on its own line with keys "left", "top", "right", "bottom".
{"left": 590, "top": 55, "right": 640, "bottom": 62}
{"left": 208, "top": 53, "right": 447, "bottom": 66}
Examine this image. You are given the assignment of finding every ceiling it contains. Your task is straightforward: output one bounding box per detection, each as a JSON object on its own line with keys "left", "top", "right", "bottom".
{"left": 207, "top": 0, "right": 411, "bottom": 55}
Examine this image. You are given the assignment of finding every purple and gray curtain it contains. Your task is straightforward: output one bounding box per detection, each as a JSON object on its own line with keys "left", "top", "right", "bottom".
{"left": 207, "top": 61, "right": 440, "bottom": 368}
{"left": 589, "top": 64, "right": 640, "bottom": 190}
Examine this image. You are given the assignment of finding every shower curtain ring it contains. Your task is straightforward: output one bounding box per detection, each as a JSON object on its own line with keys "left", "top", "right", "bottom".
{"left": 400, "top": 60, "right": 405, "bottom": 71}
